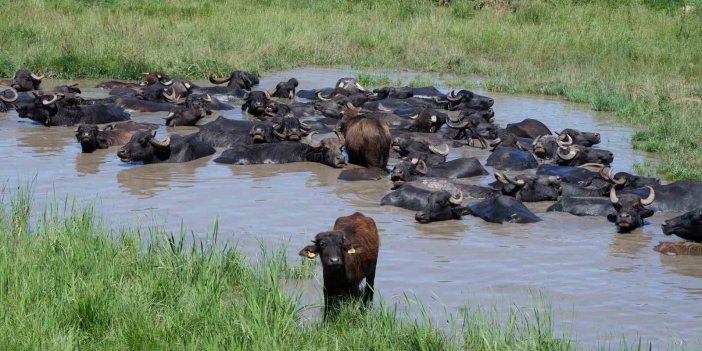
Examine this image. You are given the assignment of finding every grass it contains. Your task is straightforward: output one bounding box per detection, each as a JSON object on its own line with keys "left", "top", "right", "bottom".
{"left": 2, "top": 0, "right": 702, "bottom": 179}
{"left": 0, "top": 185, "right": 590, "bottom": 350}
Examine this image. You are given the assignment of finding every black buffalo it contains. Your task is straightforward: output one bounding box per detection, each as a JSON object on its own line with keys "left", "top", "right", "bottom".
{"left": 164, "top": 108, "right": 211, "bottom": 127}
{"left": 468, "top": 196, "right": 541, "bottom": 224}
{"left": 493, "top": 172, "right": 561, "bottom": 202}
{"left": 192, "top": 117, "right": 258, "bottom": 148}
{"left": 408, "top": 109, "right": 447, "bottom": 133}
{"left": 117, "top": 131, "right": 215, "bottom": 164}
{"left": 505, "top": 118, "right": 551, "bottom": 139}
{"left": 607, "top": 187, "right": 656, "bottom": 233}
{"left": 75, "top": 121, "right": 157, "bottom": 153}
{"left": 662, "top": 208, "right": 702, "bottom": 242}
{"left": 270, "top": 78, "right": 299, "bottom": 99}
{"left": 209, "top": 71, "right": 259, "bottom": 90}
{"left": 414, "top": 191, "right": 470, "bottom": 223}
{"left": 18, "top": 93, "right": 130, "bottom": 126}
{"left": 559, "top": 128, "right": 600, "bottom": 147}
{"left": 214, "top": 136, "right": 346, "bottom": 168}
{"left": 547, "top": 196, "right": 616, "bottom": 217}
{"left": 486, "top": 146, "right": 538, "bottom": 171}
{"left": 242, "top": 91, "right": 272, "bottom": 116}
{"left": 444, "top": 89, "right": 494, "bottom": 111}
{"left": 11, "top": 69, "right": 44, "bottom": 91}
{"left": 391, "top": 157, "right": 487, "bottom": 189}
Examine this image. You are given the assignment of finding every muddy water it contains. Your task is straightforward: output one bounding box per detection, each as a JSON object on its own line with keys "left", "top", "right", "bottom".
{"left": 1, "top": 67, "right": 700, "bottom": 348}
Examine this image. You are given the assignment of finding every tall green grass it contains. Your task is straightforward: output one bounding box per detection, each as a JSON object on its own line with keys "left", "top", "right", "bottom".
{"left": 0, "top": 186, "right": 585, "bottom": 350}
{"left": 2, "top": 0, "right": 701, "bottom": 179}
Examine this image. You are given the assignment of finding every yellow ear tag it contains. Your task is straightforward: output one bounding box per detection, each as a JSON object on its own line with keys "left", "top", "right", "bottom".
{"left": 347, "top": 247, "right": 356, "bottom": 254}
{"left": 306, "top": 252, "right": 317, "bottom": 259}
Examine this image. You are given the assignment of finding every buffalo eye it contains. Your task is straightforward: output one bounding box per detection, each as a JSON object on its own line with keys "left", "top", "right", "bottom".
{"left": 138, "top": 138, "right": 147, "bottom": 145}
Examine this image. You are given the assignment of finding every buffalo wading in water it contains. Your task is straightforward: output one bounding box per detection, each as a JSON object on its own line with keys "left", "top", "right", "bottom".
{"left": 337, "top": 114, "right": 392, "bottom": 170}
{"left": 75, "top": 121, "right": 157, "bottom": 153}
{"left": 299, "top": 212, "right": 380, "bottom": 319}
{"left": 11, "top": 68, "right": 44, "bottom": 91}
{"left": 414, "top": 190, "right": 470, "bottom": 223}
{"left": 607, "top": 186, "right": 656, "bottom": 233}
{"left": 117, "top": 131, "right": 215, "bottom": 164}
{"left": 17, "top": 93, "right": 131, "bottom": 126}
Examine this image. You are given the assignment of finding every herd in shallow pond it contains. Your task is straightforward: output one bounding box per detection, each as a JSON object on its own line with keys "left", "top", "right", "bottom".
{"left": 1, "top": 68, "right": 701, "bottom": 259}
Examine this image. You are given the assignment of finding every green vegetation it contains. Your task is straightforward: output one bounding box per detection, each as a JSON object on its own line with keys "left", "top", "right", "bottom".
{"left": 0, "top": 186, "right": 587, "bottom": 350}
{"left": 1, "top": 0, "right": 701, "bottom": 177}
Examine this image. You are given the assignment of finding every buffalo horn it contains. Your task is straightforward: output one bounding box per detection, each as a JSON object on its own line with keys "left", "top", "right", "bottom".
{"left": 448, "top": 190, "right": 464, "bottom": 205}
{"left": 316, "top": 91, "right": 331, "bottom": 101}
{"left": 428, "top": 143, "right": 450, "bottom": 156}
{"left": 203, "top": 94, "right": 212, "bottom": 102}
{"left": 446, "top": 90, "right": 462, "bottom": 102}
{"left": 557, "top": 147, "right": 577, "bottom": 160}
{"left": 42, "top": 93, "right": 64, "bottom": 106}
{"left": 557, "top": 134, "right": 573, "bottom": 147}
{"left": 640, "top": 186, "right": 656, "bottom": 205}
{"left": 609, "top": 187, "right": 619, "bottom": 204}
{"left": 30, "top": 73, "right": 44, "bottom": 81}
{"left": 302, "top": 131, "right": 321, "bottom": 147}
{"left": 299, "top": 121, "right": 311, "bottom": 132}
{"left": 149, "top": 135, "right": 171, "bottom": 148}
{"left": 209, "top": 75, "right": 231, "bottom": 85}
{"left": 0, "top": 88, "right": 18, "bottom": 102}
{"left": 264, "top": 90, "right": 271, "bottom": 99}
{"left": 408, "top": 114, "right": 419, "bottom": 120}
{"left": 495, "top": 171, "right": 526, "bottom": 186}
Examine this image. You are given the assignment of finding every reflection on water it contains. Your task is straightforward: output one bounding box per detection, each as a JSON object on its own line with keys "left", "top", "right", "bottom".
{"left": 0, "top": 67, "right": 700, "bottom": 349}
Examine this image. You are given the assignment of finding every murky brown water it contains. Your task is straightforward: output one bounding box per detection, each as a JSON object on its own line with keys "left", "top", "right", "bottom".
{"left": 1, "top": 67, "right": 700, "bottom": 349}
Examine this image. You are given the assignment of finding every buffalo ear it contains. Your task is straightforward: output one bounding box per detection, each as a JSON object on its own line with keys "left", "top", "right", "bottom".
{"left": 299, "top": 245, "right": 318, "bottom": 260}
{"left": 642, "top": 208, "right": 655, "bottom": 219}
{"left": 607, "top": 214, "right": 618, "bottom": 223}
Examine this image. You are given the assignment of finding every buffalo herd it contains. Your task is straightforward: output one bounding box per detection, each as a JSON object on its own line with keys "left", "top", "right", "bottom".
{"left": 1, "top": 68, "right": 701, "bottom": 257}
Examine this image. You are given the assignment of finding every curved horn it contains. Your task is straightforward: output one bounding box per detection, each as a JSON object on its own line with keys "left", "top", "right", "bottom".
{"left": 42, "top": 93, "right": 64, "bottom": 106}
{"left": 162, "top": 88, "right": 179, "bottom": 103}
{"left": 30, "top": 73, "right": 44, "bottom": 81}
{"left": 302, "top": 131, "right": 321, "bottom": 147}
{"left": 446, "top": 119, "right": 470, "bottom": 129}
{"left": 557, "top": 134, "right": 573, "bottom": 147}
{"left": 264, "top": 90, "right": 271, "bottom": 99}
{"left": 184, "top": 82, "right": 192, "bottom": 90}
{"left": 446, "top": 90, "right": 462, "bottom": 102}
{"left": 149, "top": 135, "right": 171, "bottom": 148}
{"left": 428, "top": 143, "right": 450, "bottom": 156}
{"left": 273, "top": 130, "right": 287, "bottom": 140}
{"left": 408, "top": 114, "right": 419, "bottom": 120}
{"left": 557, "top": 147, "right": 577, "bottom": 160}
{"left": 345, "top": 102, "right": 357, "bottom": 110}
{"left": 299, "top": 121, "right": 311, "bottom": 132}
{"left": 0, "top": 88, "right": 18, "bottom": 103}
{"left": 165, "top": 111, "right": 176, "bottom": 119}
{"left": 161, "top": 79, "right": 173, "bottom": 86}
{"left": 316, "top": 91, "right": 331, "bottom": 101}
{"left": 532, "top": 135, "right": 542, "bottom": 146}
{"left": 609, "top": 187, "right": 620, "bottom": 204}
{"left": 495, "top": 171, "right": 526, "bottom": 186}
{"left": 640, "top": 186, "right": 656, "bottom": 205}
{"left": 209, "top": 75, "right": 231, "bottom": 85}
{"left": 203, "top": 94, "right": 212, "bottom": 102}
{"left": 448, "top": 190, "right": 464, "bottom": 205}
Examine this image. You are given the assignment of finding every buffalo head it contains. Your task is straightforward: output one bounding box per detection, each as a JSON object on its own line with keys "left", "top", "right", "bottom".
{"left": 117, "top": 130, "right": 171, "bottom": 163}
{"left": 607, "top": 187, "right": 656, "bottom": 233}
{"left": 414, "top": 190, "right": 469, "bottom": 223}
{"left": 12, "top": 69, "right": 44, "bottom": 91}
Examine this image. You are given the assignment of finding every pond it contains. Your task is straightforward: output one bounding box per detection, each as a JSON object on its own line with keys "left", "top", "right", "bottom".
{"left": 1, "top": 67, "right": 698, "bottom": 349}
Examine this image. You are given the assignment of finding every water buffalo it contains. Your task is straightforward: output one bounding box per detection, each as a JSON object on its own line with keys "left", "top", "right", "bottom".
{"left": 373, "top": 86, "right": 414, "bottom": 99}
{"left": 599, "top": 167, "right": 660, "bottom": 190}
{"left": 269, "top": 116, "right": 312, "bottom": 141}
{"left": 11, "top": 69, "right": 44, "bottom": 91}
{"left": 408, "top": 109, "right": 447, "bottom": 133}
{"left": 444, "top": 89, "right": 494, "bottom": 111}
{"left": 75, "top": 121, "right": 157, "bottom": 153}
{"left": 446, "top": 112, "right": 498, "bottom": 148}
{"left": 414, "top": 190, "right": 470, "bottom": 223}
{"left": 214, "top": 135, "right": 346, "bottom": 168}
{"left": 607, "top": 187, "right": 656, "bottom": 233}
{"left": 468, "top": 196, "right": 541, "bottom": 224}
{"left": 298, "top": 212, "right": 380, "bottom": 319}
{"left": 505, "top": 118, "right": 552, "bottom": 139}
{"left": 493, "top": 172, "right": 561, "bottom": 202}
{"left": 486, "top": 146, "right": 538, "bottom": 171}
{"left": 269, "top": 78, "right": 298, "bottom": 99}
{"left": 532, "top": 135, "right": 559, "bottom": 159}
{"left": 381, "top": 179, "right": 497, "bottom": 211}
{"left": 209, "top": 71, "right": 259, "bottom": 90}
{"left": 191, "top": 117, "right": 259, "bottom": 148}
{"left": 390, "top": 157, "right": 488, "bottom": 189}
{"left": 391, "top": 137, "right": 449, "bottom": 166}
{"left": 242, "top": 91, "right": 272, "bottom": 116}
{"left": 337, "top": 115, "right": 391, "bottom": 169}
{"left": 117, "top": 131, "right": 215, "bottom": 164}
{"left": 164, "top": 108, "right": 211, "bottom": 127}
{"left": 536, "top": 164, "right": 603, "bottom": 185}
{"left": 0, "top": 87, "right": 19, "bottom": 111}
{"left": 662, "top": 208, "right": 702, "bottom": 242}
{"left": 558, "top": 128, "right": 600, "bottom": 147}
{"left": 17, "top": 93, "right": 130, "bottom": 126}
{"left": 547, "top": 196, "right": 616, "bottom": 217}
{"left": 555, "top": 135, "right": 614, "bottom": 166}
